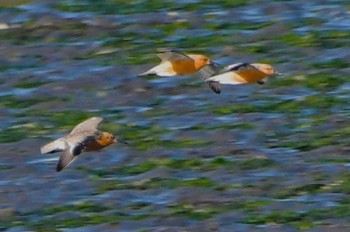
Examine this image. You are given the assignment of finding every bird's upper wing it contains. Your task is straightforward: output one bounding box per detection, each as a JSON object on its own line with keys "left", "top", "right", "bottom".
{"left": 200, "top": 63, "right": 256, "bottom": 78}
{"left": 225, "top": 62, "right": 262, "bottom": 75}
{"left": 225, "top": 62, "right": 268, "bottom": 84}
{"left": 56, "top": 134, "right": 96, "bottom": 172}
{"left": 70, "top": 117, "right": 103, "bottom": 135}
{"left": 156, "top": 49, "right": 193, "bottom": 62}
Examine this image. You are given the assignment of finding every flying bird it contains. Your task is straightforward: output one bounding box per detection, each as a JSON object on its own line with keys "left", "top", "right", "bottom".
{"left": 199, "top": 62, "right": 280, "bottom": 94}
{"left": 40, "top": 117, "right": 126, "bottom": 172}
{"left": 139, "top": 49, "right": 214, "bottom": 77}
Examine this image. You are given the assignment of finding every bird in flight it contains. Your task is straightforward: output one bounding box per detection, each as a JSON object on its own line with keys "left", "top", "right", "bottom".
{"left": 139, "top": 49, "right": 221, "bottom": 93}
{"left": 199, "top": 62, "right": 280, "bottom": 94}
{"left": 40, "top": 117, "right": 126, "bottom": 172}
{"left": 139, "top": 49, "right": 215, "bottom": 77}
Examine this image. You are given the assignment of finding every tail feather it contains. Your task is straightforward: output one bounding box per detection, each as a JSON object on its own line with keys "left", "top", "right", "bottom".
{"left": 139, "top": 66, "right": 158, "bottom": 76}
{"left": 139, "top": 63, "right": 176, "bottom": 77}
{"left": 138, "top": 70, "right": 155, "bottom": 76}
{"left": 41, "top": 139, "right": 66, "bottom": 154}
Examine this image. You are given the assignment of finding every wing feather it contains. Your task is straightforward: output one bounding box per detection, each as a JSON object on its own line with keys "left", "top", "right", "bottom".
{"left": 198, "top": 64, "right": 221, "bottom": 94}
{"left": 70, "top": 117, "right": 103, "bottom": 135}
{"left": 55, "top": 140, "right": 87, "bottom": 172}
{"left": 225, "top": 62, "right": 262, "bottom": 74}
{"left": 56, "top": 150, "right": 78, "bottom": 172}
{"left": 156, "top": 49, "right": 192, "bottom": 62}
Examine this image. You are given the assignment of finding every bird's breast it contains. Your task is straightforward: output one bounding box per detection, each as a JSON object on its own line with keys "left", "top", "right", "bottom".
{"left": 85, "top": 140, "right": 105, "bottom": 151}
{"left": 236, "top": 69, "right": 268, "bottom": 83}
{"left": 171, "top": 60, "right": 196, "bottom": 75}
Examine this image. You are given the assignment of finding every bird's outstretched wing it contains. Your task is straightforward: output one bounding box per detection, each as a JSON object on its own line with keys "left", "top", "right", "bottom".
{"left": 225, "top": 62, "right": 263, "bottom": 75}
{"left": 56, "top": 148, "right": 79, "bottom": 172}
{"left": 70, "top": 117, "right": 103, "bottom": 135}
{"left": 156, "top": 49, "right": 193, "bottom": 62}
{"left": 56, "top": 134, "right": 96, "bottom": 172}
{"left": 198, "top": 64, "right": 222, "bottom": 94}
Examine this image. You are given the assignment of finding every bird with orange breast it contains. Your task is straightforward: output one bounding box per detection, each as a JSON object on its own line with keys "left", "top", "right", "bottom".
{"left": 139, "top": 49, "right": 221, "bottom": 93}
{"left": 139, "top": 49, "right": 215, "bottom": 77}
{"left": 199, "top": 62, "right": 281, "bottom": 94}
{"left": 40, "top": 117, "right": 126, "bottom": 172}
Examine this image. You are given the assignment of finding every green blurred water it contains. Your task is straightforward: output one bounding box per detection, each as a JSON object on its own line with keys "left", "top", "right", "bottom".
{"left": 0, "top": 0, "right": 350, "bottom": 231}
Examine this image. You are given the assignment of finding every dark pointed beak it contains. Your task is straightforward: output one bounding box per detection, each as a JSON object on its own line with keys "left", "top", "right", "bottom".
{"left": 117, "top": 137, "right": 129, "bottom": 145}
{"left": 210, "top": 61, "right": 220, "bottom": 67}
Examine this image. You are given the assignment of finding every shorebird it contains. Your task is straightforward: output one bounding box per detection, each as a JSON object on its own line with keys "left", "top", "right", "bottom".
{"left": 199, "top": 62, "right": 280, "bottom": 94}
{"left": 139, "top": 49, "right": 214, "bottom": 77}
{"left": 139, "top": 49, "right": 221, "bottom": 93}
{"left": 40, "top": 117, "right": 126, "bottom": 172}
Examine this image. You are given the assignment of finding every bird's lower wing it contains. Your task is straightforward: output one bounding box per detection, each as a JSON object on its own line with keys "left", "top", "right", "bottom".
{"left": 207, "top": 82, "right": 221, "bottom": 94}
{"left": 198, "top": 64, "right": 218, "bottom": 81}
{"left": 56, "top": 141, "right": 86, "bottom": 172}
{"left": 198, "top": 64, "right": 222, "bottom": 94}
{"left": 56, "top": 151, "right": 78, "bottom": 172}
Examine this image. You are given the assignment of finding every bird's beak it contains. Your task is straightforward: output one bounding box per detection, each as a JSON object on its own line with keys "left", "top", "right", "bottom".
{"left": 274, "top": 70, "right": 283, "bottom": 76}
{"left": 117, "top": 137, "right": 129, "bottom": 145}
{"left": 210, "top": 61, "right": 220, "bottom": 67}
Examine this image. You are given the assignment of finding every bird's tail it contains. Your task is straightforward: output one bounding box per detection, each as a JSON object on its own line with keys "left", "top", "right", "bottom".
{"left": 40, "top": 138, "right": 66, "bottom": 154}
{"left": 138, "top": 69, "right": 155, "bottom": 76}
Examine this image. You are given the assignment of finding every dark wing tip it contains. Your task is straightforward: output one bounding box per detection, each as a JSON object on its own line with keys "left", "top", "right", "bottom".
{"left": 56, "top": 157, "right": 69, "bottom": 172}
{"left": 56, "top": 163, "right": 64, "bottom": 172}
{"left": 208, "top": 81, "right": 221, "bottom": 94}
{"left": 56, "top": 153, "right": 77, "bottom": 172}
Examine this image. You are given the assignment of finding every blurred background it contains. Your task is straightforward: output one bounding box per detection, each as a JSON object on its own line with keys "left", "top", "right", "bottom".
{"left": 0, "top": 0, "right": 350, "bottom": 231}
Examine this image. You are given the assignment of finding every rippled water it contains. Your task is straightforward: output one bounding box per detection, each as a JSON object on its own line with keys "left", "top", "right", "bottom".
{"left": 0, "top": 0, "right": 350, "bottom": 231}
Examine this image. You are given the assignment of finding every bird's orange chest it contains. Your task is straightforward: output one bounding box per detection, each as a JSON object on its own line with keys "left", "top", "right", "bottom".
{"left": 237, "top": 69, "right": 268, "bottom": 83}
{"left": 171, "top": 60, "right": 196, "bottom": 75}
{"left": 85, "top": 136, "right": 112, "bottom": 151}
{"left": 85, "top": 140, "right": 104, "bottom": 152}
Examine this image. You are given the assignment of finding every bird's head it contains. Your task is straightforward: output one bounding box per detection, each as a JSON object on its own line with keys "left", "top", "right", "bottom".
{"left": 189, "top": 54, "right": 212, "bottom": 69}
{"left": 253, "top": 63, "right": 280, "bottom": 76}
{"left": 95, "top": 131, "right": 117, "bottom": 147}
